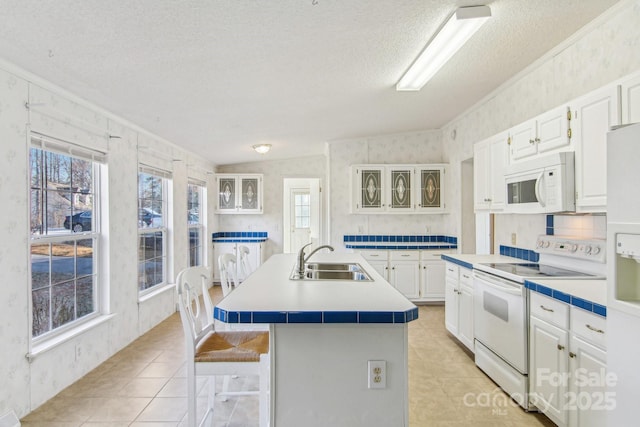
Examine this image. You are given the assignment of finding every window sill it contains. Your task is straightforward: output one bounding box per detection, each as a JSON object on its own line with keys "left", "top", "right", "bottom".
{"left": 28, "top": 313, "right": 116, "bottom": 362}
{"left": 138, "top": 282, "right": 176, "bottom": 303}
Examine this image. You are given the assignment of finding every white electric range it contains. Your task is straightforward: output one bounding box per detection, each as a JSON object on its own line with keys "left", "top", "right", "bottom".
{"left": 471, "top": 235, "right": 606, "bottom": 410}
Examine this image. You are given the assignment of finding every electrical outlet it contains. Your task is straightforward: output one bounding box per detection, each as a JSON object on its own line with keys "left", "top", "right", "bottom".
{"left": 511, "top": 233, "right": 517, "bottom": 245}
{"left": 368, "top": 360, "right": 386, "bottom": 389}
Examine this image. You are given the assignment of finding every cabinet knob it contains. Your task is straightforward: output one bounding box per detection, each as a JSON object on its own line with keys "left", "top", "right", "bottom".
{"left": 557, "top": 344, "right": 565, "bottom": 351}
{"left": 569, "top": 352, "right": 576, "bottom": 358}
{"left": 535, "top": 137, "right": 540, "bottom": 143}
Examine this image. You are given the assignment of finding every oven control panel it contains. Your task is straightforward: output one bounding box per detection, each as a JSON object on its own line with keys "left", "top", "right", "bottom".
{"left": 536, "top": 235, "right": 606, "bottom": 263}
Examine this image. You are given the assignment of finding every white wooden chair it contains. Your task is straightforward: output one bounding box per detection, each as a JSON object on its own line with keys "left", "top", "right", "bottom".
{"left": 176, "top": 266, "right": 270, "bottom": 427}
{"left": 238, "top": 245, "right": 254, "bottom": 279}
{"left": 218, "top": 253, "right": 239, "bottom": 297}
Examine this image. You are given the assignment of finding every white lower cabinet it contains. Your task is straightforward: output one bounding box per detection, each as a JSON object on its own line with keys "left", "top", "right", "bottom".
{"left": 359, "top": 249, "right": 449, "bottom": 301}
{"left": 359, "top": 250, "right": 389, "bottom": 280}
{"left": 530, "top": 315, "right": 569, "bottom": 426}
{"left": 528, "top": 292, "right": 607, "bottom": 427}
{"left": 389, "top": 251, "right": 420, "bottom": 299}
{"left": 420, "top": 251, "right": 447, "bottom": 301}
{"left": 444, "top": 262, "right": 474, "bottom": 352}
{"left": 212, "top": 241, "right": 263, "bottom": 282}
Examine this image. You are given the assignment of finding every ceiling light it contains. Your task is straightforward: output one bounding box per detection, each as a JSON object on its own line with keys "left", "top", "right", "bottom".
{"left": 252, "top": 144, "right": 272, "bottom": 154}
{"left": 396, "top": 5, "right": 491, "bottom": 91}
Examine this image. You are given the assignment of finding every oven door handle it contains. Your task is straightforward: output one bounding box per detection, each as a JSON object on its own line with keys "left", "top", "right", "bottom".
{"left": 474, "top": 273, "right": 523, "bottom": 296}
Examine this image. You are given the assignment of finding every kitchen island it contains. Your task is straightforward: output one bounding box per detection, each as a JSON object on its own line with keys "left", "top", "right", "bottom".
{"left": 214, "top": 252, "right": 418, "bottom": 427}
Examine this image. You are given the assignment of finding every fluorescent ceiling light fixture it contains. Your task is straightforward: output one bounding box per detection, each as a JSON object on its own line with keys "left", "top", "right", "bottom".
{"left": 396, "top": 5, "right": 491, "bottom": 91}
{"left": 252, "top": 144, "right": 272, "bottom": 154}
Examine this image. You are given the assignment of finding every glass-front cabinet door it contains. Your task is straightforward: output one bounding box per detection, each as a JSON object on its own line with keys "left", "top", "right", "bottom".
{"left": 238, "top": 175, "right": 262, "bottom": 213}
{"left": 416, "top": 166, "right": 446, "bottom": 212}
{"left": 217, "top": 176, "right": 237, "bottom": 212}
{"left": 215, "top": 174, "right": 263, "bottom": 214}
{"left": 388, "top": 167, "right": 413, "bottom": 211}
{"left": 352, "top": 166, "right": 385, "bottom": 213}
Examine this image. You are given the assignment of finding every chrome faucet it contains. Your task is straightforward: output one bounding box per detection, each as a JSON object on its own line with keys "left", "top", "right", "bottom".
{"left": 297, "top": 243, "right": 335, "bottom": 276}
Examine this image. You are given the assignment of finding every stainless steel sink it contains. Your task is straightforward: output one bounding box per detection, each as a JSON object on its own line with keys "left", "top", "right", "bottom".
{"left": 290, "top": 262, "right": 372, "bottom": 281}
{"left": 303, "top": 270, "right": 372, "bottom": 281}
{"left": 305, "top": 262, "right": 361, "bottom": 271}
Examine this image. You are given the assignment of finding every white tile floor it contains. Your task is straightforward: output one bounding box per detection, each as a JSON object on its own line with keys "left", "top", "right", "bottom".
{"left": 21, "top": 287, "right": 555, "bottom": 426}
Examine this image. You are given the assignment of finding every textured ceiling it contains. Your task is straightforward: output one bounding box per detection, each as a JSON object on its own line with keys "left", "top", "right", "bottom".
{"left": 0, "top": 0, "right": 620, "bottom": 165}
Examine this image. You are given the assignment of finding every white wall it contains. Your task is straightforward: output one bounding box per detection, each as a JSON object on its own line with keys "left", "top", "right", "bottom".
{"left": 441, "top": 1, "right": 640, "bottom": 252}
{"left": 0, "top": 61, "right": 215, "bottom": 417}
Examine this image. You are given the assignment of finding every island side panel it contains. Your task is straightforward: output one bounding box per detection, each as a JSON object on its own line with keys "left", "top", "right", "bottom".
{"left": 272, "top": 323, "right": 409, "bottom": 427}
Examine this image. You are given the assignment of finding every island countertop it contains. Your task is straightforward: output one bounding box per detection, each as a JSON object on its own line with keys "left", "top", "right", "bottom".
{"left": 214, "top": 252, "right": 418, "bottom": 324}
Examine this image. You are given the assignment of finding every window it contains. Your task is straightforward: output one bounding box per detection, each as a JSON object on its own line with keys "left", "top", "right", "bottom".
{"left": 295, "top": 192, "right": 311, "bottom": 229}
{"left": 188, "top": 182, "right": 205, "bottom": 267}
{"left": 138, "top": 168, "right": 169, "bottom": 292}
{"left": 29, "top": 136, "right": 103, "bottom": 339}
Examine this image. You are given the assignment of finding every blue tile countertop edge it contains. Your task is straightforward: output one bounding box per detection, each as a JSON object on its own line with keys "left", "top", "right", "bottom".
{"left": 344, "top": 234, "right": 458, "bottom": 250}
{"left": 346, "top": 244, "right": 457, "bottom": 250}
{"left": 524, "top": 280, "right": 607, "bottom": 318}
{"left": 440, "top": 255, "right": 474, "bottom": 270}
{"left": 344, "top": 234, "right": 457, "bottom": 243}
{"left": 214, "top": 306, "right": 420, "bottom": 324}
{"left": 213, "top": 231, "right": 268, "bottom": 242}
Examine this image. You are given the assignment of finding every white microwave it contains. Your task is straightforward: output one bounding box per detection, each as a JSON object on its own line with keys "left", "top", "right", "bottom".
{"left": 504, "top": 151, "right": 575, "bottom": 214}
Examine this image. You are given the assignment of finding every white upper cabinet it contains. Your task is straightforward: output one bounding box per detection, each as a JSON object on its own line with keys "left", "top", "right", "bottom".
{"left": 352, "top": 166, "right": 386, "bottom": 213}
{"left": 620, "top": 71, "right": 640, "bottom": 124}
{"left": 351, "top": 164, "right": 446, "bottom": 214}
{"left": 387, "top": 166, "right": 414, "bottom": 212}
{"left": 572, "top": 84, "right": 620, "bottom": 212}
{"left": 509, "top": 105, "right": 571, "bottom": 162}
{"left": 415, "top": 165, "right": 446, "bottom": 213}
{"left": 215, "top": 174, "right": 263, "bottom": 214}
{"left": 474, "top": 131, "right": 508, "bottom": 211}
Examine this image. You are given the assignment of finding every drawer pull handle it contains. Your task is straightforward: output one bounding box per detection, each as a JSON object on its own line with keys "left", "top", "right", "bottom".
{"left": 401, "top": 254, "right": 410, "bottom": 257}
{"left": 447, "top": 268, "right": 454, "bottom": 272}
{"left": 557, "top": 344, "right": 565, "bottom": 351}
{"left": 462, "top": 274, "right": 470, "bottom": 279}
{"left": 586, "top": 324, "right": 604, "bottom": 334}
{"left": 540, "top": 305, "right": 554, "bottom": 313}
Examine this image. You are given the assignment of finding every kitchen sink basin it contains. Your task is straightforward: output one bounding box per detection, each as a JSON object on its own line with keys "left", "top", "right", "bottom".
{"left": 304, "top": 262, "right": 361, "bottom": 271}
{"left": 290, "top": 262, "right": 372, "bottom": 281}
{"left": 303, "top": 270, "right": 372, "bottom": 281}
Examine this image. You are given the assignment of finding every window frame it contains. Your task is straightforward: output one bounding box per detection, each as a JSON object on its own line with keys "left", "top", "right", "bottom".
{"left": 187, "top": 181, "right": 205, "bottom": 267}
{"left": 137, "top": 167, "right": 170, "bottom": 295}
{"left": 29, "top": 137, "right": 103, "bottom": 343}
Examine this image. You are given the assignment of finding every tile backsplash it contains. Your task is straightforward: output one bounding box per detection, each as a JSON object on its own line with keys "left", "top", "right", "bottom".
{"left": 548, "top": 214, "right": 606, "bottom": 239}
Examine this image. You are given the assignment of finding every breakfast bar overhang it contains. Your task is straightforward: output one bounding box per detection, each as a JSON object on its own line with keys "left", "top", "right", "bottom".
{"left": 214, "top": 252, "right": 418, "bottom": 427}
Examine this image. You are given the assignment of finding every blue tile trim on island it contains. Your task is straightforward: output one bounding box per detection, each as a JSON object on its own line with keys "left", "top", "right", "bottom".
{"left": 525, "top": 280, "right": 606, "bottom": 317}
{"left": 213, "top": 306, "right": 420, "bottom": 324}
